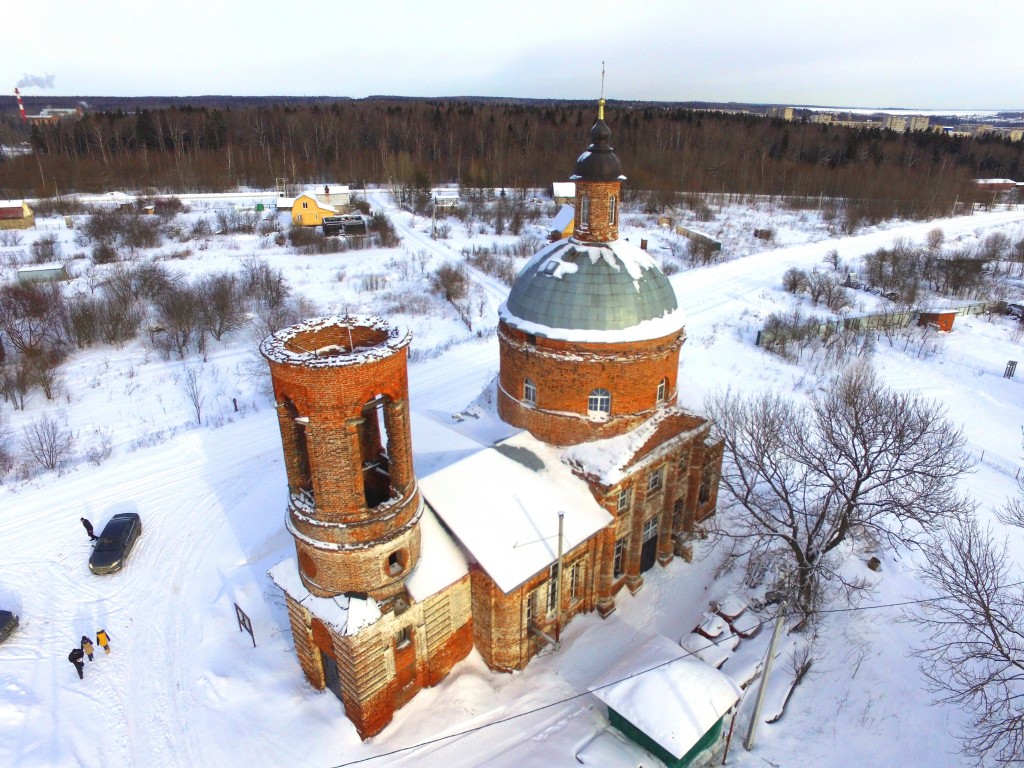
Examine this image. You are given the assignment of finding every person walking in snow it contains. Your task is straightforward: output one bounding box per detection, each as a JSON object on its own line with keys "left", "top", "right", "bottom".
{"left": 96, "top": 629, "right": 110, "bottom": 654}
{"left": 80, "top": 635, "right": 94, "bottom": 661}
{"left": 81, "top": 517, "right": 98, "bottom": 541}
{"left": 68, "top": 648, "right": 85, "bottom": 679}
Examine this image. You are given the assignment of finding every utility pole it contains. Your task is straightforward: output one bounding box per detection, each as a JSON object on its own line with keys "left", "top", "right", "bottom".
{"left": 743, "top": 601, "right": 787, "bottom": 751}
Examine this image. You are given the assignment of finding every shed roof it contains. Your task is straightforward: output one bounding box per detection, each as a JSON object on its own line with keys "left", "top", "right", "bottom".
{"left": 590, "top": 635, "right": 741, "bottom": 760}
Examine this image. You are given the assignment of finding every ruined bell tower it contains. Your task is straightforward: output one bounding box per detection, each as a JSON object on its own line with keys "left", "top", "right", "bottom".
{"left": 261, "top": 315, "right": 420, "bottom": 606}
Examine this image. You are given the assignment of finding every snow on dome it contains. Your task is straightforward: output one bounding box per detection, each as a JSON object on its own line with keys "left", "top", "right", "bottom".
{"left": 268, "top": 557, "right": 382, "bottom": 636}
{"left": 590, "top": 634, "right": 741, "bottom": 761}
{"left": 260, "top": 314, "right": 411, "bottom": 368}
{"left": 501, "top": 237, "right": 684, "bottom": 341}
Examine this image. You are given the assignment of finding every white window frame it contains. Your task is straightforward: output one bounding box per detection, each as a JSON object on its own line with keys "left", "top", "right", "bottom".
{"left": 609, "top": 194, "right": 617, "bottom": 226}
{"left": 656, "top": 378, "right": 667, "bottom": 402}
{"left": 588, "top": 388, "right": 611, "bottom": 416}
{"left": 647, "top": 466, "right": 664, "bottom": 494}
{"left": 643, "top": 515, "right": 659, "bottom": 542}
{"left": 613, "top": 537, "right": 626, "bottom": 577}
{"left": 617, "top": 487, "right": 631, "bottom": 513}
{"left": 523, "top": 378, "right": 537, "bottom": 405}
{"left": 579, "top": 195, "right": 590, "bottom": 229}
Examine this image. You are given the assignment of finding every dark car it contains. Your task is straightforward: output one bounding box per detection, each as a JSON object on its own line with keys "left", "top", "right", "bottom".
{"left": 0, "top": 610, "right": 19, "bottom": 642}
{"left": 88, "top": 513, "right": 143, "bottom": 574}
{"left": 1006, "top": 303, "right": 1024, "bottom": 319}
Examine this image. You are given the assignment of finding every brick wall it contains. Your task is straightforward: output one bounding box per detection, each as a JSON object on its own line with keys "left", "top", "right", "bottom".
{"left": 574, "top": 179, "right": 620, "bottom": 243}
{"left": 263, "top": 318, "right": 422, "bottom": 602}
{"left": 498, "top": 322, "right": 684, "bottom": 446}
{"left": 283, "top": 574, "right": 473, "bottom": 740}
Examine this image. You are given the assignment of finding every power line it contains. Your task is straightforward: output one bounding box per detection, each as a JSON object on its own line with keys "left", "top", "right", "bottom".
{"left": 329, "top": 579, "right": 1024, "bottom": 767}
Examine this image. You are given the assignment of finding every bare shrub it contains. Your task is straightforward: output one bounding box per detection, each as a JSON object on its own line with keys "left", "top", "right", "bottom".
{"left": 21, "top": 412, "right": 76, "bottom": 472}
{"left": 782, "top": 267, "right": 808, "bottom": 294}
{"left": 0, "top": 283, "right": 66, "bottom": 355}
{"left": 153, "top": 284, "right": 202, "bottom": 358}
{"left": 239, "top": 257, "right": 290, "bottom": 311}
{"left": 429, "top": 263, "right": 470, "bottom": 303}
{"left": 179, "top": 366, "right": 205, "bottom": 425}
{"left": 30, "top": 235, "right": 62, "bottom": 264}
{"left": 370, "top": 212, "right": 399, "bottom": 247}
{"left": 197, "top": 272, "right": 245, "bottom": 341}
{"left": 0, "top": 230, "right": 24, "bottom": 247}
{"left": 84, "top": 427, "right": 114, "bottom": 466}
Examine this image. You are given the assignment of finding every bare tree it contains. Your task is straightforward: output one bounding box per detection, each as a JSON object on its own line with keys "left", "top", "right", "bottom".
{"left": 179, "top": 366, "right": 205, "bottom": 425}
{"left": 21, "top": 412, "right": 75, "bottom": 472}
{"left": 908, "top": 514, "right": 1024, "bottom": 766}
{"left": 706, "top": 362, "right": 973, "bottom": 618}
{"left": 197, "top": 272, "right": 244, "bottom": 341}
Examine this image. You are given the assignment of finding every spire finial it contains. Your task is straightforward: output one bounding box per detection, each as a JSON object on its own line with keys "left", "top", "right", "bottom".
{"left": 598, "top": 62, "right": 606, "bottom": 120}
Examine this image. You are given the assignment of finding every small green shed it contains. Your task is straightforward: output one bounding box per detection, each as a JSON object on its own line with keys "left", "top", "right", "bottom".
{"left": 590, "top": 635, "right": 742, "bottom": 768}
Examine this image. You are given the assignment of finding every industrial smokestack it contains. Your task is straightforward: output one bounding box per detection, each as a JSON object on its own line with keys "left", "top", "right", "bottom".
{"left": 14, "top": 87, "right": 26, "bottom": 122}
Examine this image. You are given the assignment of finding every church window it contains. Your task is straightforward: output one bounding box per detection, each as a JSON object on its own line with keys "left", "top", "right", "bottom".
{"left": 656, "top": 377, "right": 668, "bottom": 402}
{"left": 547, "top": 562, "right": 559, "bottom": 615}
{"left": 524, "top": 378, "right": 537, "bottom": 405}
{"left": 643, "top": 515, "right": 659, "bottom": 542}
{"left": 672, "top": 499, "right": 684, "bottom": 532}
{"left": 570, "top": 560, "right": 584, "bottom": 603}
{"left": 579, "top": 195, "right": 590, "bottom": 228}
{"left": 588, "top": 388, "right": 611, "bottom": 415}
{"left": 609, "top": 195, "right": 617, "bottom": 226}
{"left": 647, "top": 466, "right": 664, "bottom": 494}
{"left": 617, "top": 487, "right": 631, "bottom": 513}
{"left": 613, "top": 537, "right": 626, "bottom": 577}
{"left": 395, "top": 626, "right": 411, "bottom": 649}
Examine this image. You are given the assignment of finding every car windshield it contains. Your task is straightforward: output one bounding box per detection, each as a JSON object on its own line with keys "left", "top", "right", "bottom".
{"left": 95, "top": 536, "right": 122, "bottom": 551}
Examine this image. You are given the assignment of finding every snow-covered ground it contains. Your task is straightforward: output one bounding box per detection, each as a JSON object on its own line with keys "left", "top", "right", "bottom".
{"left": 1, "top": 191, "right": 1023, "bottom": 767}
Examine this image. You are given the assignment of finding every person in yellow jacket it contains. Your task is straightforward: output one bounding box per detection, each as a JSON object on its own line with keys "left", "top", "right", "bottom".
{"left": 96, "top": 629, "right": 111, "bottom": 654}
{"left": 80, "top": 635, "right": 94, "bottom": 661}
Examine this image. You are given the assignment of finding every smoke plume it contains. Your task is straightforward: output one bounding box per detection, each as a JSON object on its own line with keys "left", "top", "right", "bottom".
{"left": 17, "top": 73, "right": 56, "bottom": 89}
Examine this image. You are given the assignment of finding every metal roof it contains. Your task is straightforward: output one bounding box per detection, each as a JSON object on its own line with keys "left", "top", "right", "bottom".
{"left": 503, "top": 239, "right": 678, "bottom": 333}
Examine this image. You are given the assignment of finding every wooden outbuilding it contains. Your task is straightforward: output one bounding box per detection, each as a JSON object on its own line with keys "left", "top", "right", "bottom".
{"left": 917, "top": 309, "right": 957, "bottom": 332}
{"left": 0, "top": 200, "right": 35, "bottom": 230}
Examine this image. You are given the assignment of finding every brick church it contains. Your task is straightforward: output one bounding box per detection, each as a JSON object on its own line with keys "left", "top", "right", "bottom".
{"left": 264, "top": 101, "right": 723, "bottom": 739}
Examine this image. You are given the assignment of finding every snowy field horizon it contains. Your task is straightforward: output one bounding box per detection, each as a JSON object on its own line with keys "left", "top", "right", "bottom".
{"left": 1, "top": 187, "right": 1023, "bottom": 767}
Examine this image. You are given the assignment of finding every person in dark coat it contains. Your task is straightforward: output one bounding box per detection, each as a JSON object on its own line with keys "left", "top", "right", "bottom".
{"left": 68, "top": 648, "right": 85, "bottom": 679}
{"left": 81, "top": 518, "right": 98, "bottom": 541}
{"left": 81, "top": 635, "right": 94, "bottom": 661}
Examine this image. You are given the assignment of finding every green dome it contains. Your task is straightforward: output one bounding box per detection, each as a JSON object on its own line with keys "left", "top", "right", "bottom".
{"left": 500, "top": 238, "right": 682, "bottom": 339}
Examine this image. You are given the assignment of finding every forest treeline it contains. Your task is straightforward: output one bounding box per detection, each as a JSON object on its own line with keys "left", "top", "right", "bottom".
{"left": 2, "top": 99, "right": 1023, "bottom": 222}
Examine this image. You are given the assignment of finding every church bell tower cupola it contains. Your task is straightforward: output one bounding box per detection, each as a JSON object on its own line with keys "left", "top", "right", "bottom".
{"left": 570, "top": 99, "right": 626, "bottom": 244}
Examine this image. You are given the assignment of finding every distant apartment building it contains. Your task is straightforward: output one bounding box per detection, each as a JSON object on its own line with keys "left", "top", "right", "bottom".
{"left": 767, "top": 106, "right": 794, "bottom": 121}
{"left": 908, "top": 115, "right": 930, "bottom": 132}
{"left": 882, "top": 115, "right": 908, "bottom": 132}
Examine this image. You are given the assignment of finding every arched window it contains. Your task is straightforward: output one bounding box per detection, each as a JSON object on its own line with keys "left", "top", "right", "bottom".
{"left": 609, "top": 195, "right": 617, "bottom": 226}
{"left": 523, "top": 378, "right": 537, "bottom": 405}
{"left": 656, "top": 377, "right": 668, "bottom": 402}
{"left": 588, "top": 388, "right": 611, "bottom": 415}
{"left": 579, "top": 195, "right": 590, "bottom": 229}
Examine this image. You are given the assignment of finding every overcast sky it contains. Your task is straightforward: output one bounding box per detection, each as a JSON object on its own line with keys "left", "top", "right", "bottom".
{"left": 6, "top": 0, "right": 1022, "bottom": 110}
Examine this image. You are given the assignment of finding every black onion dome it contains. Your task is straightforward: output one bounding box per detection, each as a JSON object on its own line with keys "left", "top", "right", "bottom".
{"left": 570, "top": 100, "right": 625, "bottom": 182}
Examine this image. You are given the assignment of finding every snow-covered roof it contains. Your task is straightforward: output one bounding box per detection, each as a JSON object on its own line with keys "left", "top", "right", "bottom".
{"left": 0, "top": 199, "right": 27, "bottom": 207}
{"left": 405, "top": 504, "right": 470, "bottom": 602}
{"left": 268, "top": 557, "right": 381, "bottom": 636}
{"left": 419, "top": 431, "right": 612, "bottom": 594}
{"left": 500, "top": 237, "right": 684, "bottom": 342}
{"left": 590, "top": 635, "right": 741, "bottom": 760}
{"left": 564, "top": 407, "right": 706, "bottom": 487}
{"left": 551, "top": 204, "right": 574, "bottom": 232}
{"left": 552, "top": 182, "right": 575, "bottom": 198}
